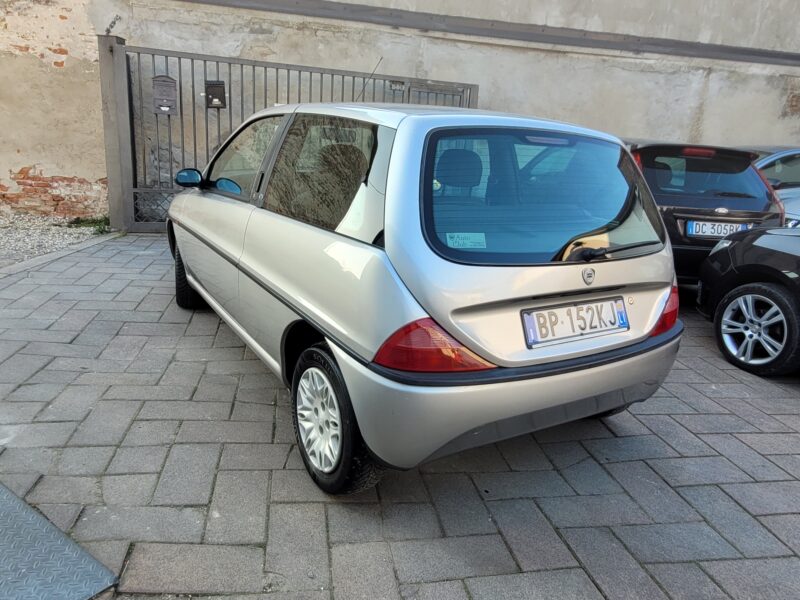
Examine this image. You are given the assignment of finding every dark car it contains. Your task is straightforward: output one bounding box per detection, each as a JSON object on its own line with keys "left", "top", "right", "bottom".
{"left": 632, "top": 144, "right": 784, "bottom": 285}
{"left": 697, "top": 227, "right": 800, "bottom": 375}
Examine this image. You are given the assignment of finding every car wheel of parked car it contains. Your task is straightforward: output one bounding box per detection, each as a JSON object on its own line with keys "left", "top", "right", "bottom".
{"left": 174, "top": 247, "right": 206, "bottom": 310}
{"left": 714, "top": 283, "right": 800, "bottom": 376}
{"left": 292, "top": 343, "right": 383, "bottom": 494}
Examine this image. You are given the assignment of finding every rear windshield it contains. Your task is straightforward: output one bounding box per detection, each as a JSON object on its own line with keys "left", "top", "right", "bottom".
{"left": 638, "top": 148, "right": 773, "bottom": 211}
{"left": 422, "top": 128, "right": 665, "bottom": 265}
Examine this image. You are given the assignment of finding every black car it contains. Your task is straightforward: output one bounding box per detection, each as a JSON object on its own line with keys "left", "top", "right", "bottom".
{"left": 632, "top": 144, "right": 784, "bottom": 285}
{"left": 697, "top": 227, "right": 800, "bottom": 375}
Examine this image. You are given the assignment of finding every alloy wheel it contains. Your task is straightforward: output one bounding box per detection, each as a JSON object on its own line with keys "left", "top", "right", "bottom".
{"left": 296, "top": 367, "right": 342, "bottom": 473}
{"left": 720, "top": 293, "right": 787, "bottom": 366}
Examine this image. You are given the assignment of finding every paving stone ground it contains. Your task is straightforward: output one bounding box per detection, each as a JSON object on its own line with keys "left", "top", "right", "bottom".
{"left": 1, "top": 234, "right": 800, "bottom": 599}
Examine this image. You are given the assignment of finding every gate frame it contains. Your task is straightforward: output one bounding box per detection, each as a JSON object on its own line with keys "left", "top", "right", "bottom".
{"left": 98, "top": 35, "right": 138, "bottom": 232}
{"left": 98, "top": 35, "right": 479, "bottom": 232}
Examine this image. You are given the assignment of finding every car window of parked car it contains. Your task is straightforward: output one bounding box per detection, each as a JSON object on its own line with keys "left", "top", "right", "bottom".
{"left": 637, "top": 148, "right": 772, "bottom": 211}
{"left": 264, "top": 114, "right": 384, "bottom": 238}
{"left": 208, "top": 116, "right": 283, "bottom": 197}
{"left": 760, "top": 154, "right": 800, "bottom": 189}
{"left": 423, "top": 128, "right": 665, "bottom": 265}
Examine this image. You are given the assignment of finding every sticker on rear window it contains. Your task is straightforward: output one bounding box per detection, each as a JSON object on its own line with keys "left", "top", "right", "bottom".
{"left": 446, "top": 232, "right": 486, "bottom": 249}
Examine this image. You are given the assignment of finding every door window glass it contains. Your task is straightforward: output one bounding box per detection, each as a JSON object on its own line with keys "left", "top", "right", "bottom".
{"left": 761, "top": 155, "right": 800, "bottom": 189}
{"left": 265, "top": 114, "right": 378, "bottom": 232}
{"left": 208, "top": 117, "right": 282, "bottom": 196}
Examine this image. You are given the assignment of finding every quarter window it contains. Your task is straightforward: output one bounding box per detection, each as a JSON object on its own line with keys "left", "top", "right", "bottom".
{"left": 265, "top": 114, "right": 377, "bottom": 232}
{"left": 208, "top": 117, "right": 282, "bottom": 197}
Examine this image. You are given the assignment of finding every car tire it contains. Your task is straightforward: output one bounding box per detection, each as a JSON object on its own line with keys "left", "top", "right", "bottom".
{"left": 292, "top": 343, "right": 383, "bottom": 494}
{"left": 174, "top": 247, "right": 206, "bottom": 310}
{"left": 714, "top": 283, "right": 800, "bottom": 376}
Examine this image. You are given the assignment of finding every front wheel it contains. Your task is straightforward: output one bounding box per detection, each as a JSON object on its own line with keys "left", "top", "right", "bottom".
{"left": 174, "top": 247, "right": 206, "bottom": 310}
{"left": 291, "top": 343, "right": 383, "bottom": 494}
{"left": 714, "top": 283, "right": 800, "bottom": 376}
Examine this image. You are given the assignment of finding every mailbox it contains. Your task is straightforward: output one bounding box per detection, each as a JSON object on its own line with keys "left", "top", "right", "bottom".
{"left": 204, "top": 80, "right": 227, "bottom": 109}
{"left": 152, "top": 75, "right": 178, "bottom": 116}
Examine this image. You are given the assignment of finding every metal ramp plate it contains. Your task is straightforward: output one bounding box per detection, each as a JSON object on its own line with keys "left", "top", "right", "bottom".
{"left": 0, "top": 484, "right": 116, "bottom": 600}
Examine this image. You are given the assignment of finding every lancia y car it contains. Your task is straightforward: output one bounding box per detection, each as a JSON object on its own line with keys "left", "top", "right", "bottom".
{"left": 168, "top": 104, "right": 682, "bottom": 493}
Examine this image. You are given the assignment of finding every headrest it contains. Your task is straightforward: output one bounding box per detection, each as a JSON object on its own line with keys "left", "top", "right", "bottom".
{"left": 436, "top": 149, "right": 483, "bottom": 188}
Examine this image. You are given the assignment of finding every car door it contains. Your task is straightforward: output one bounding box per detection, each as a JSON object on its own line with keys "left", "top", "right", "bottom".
{"left": 170, "top": 115, "right": 285, "bottom": 315}
{"left": 237, "top": 113, "right": 397, "bottom": 369}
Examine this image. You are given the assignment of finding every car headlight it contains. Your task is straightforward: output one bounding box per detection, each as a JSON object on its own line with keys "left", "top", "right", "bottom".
{"left": 709, "top": 239, "right": 733, "bottom": 255}
{"left": 787, "top": 218, "right": 799, "bottom": 228}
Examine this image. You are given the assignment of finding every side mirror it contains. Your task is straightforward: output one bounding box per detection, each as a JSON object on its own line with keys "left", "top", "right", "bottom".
{"left": 214, "top": 177, "right": 242, "bottom": 195}
{"left": 175, "top": 168, "right": 203, "bottom": 187}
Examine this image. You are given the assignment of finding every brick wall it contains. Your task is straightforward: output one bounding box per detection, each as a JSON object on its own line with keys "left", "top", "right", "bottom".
{"left": 0, "top": 166, "right": 107, "bottom": 219}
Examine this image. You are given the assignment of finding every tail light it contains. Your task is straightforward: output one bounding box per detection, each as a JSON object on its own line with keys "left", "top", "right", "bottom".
{"left": 374, "top": 318, "right": 496, "bottom": 372}
{"left": 755, "top": 167, "right": 786, "bottom": 224}
{"left": 682, "top": 147, "right": 716, "bottom": 158}
{"left": 651, "top": 284, "right": 679, "bottom": 337}
{"left": 631, "top": 150, "right": 643, "bottom": 171}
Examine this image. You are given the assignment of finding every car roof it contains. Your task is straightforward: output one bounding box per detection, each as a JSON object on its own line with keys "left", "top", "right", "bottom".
{"left": 246, "top": 102, "right": 623, "bottom": 145}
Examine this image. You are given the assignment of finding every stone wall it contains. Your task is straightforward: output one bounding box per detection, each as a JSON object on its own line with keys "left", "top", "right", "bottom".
{"left": 0, "top": 0, "right": 106, "bottom": 218}
{"left": 1, "top": 0, "right": 799, "bottom": 220}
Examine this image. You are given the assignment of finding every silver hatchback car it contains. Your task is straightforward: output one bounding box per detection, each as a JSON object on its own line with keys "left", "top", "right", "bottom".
{"left": 168, "top": 104, "right": 682, "bottom": 493}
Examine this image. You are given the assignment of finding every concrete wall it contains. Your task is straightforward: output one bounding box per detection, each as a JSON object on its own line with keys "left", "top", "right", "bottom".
{"left": 1, "top": 0, "right": 799, "bottom": 218}
{"left": 333, "top": 0, "right": 800, "bottom": 54}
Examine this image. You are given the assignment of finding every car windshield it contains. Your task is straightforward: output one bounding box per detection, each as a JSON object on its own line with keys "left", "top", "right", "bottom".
{"left": 422, "top": 128, "right": 665, "bottom": 265}
{"left": 638, "top": 148, "right": 773, "bottom": 211}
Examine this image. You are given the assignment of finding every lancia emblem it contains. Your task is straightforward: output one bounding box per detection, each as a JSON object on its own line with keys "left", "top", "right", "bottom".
{"left": 582, "top": 267, "right": 595, "bottom": 286}
{"left": 714, "top": 207, "right": 729, "bottom": 214}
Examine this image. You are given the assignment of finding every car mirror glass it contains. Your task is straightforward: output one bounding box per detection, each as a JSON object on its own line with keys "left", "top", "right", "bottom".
{"left": 214, "top": 177, "right": 242, "bottom": 195}
{"left": 175, "top": 168, "right": 203, "bottom": 187}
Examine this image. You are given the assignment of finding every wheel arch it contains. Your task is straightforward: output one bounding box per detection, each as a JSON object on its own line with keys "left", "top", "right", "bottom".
{"left": 167, "top": 219, "right": 177, "bottom": 258}
{"left": 280, "top": 320, "right": 326, "bottom": 388}
{"left": 725, "top": 265, "right": 792, "bottom": 296}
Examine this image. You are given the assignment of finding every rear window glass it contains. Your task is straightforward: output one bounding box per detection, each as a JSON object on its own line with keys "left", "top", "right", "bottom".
{"left": 422, "top": 128, "right": 665, "bottom": 265}
{"left": 638, "top": 149, "right": 772, "bottom": 210}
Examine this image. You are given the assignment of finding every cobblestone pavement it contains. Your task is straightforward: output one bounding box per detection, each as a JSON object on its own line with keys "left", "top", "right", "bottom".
{"left": 1, "top": 234, "right": 800, "bottom": 600}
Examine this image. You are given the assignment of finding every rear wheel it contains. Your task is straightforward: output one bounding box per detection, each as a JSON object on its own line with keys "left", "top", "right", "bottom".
{"left": 714, "top": 283, "right": 800, "bottom": 376}
{"left": 174, "top": 247, "right": 206, "bottom": 310}
{"left": 292, "top": 343, "right": 383, "bottom": 494}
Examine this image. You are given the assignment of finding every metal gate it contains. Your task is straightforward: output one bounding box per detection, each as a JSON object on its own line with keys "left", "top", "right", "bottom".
{"left": 97, "top": 36, "right": 479, "bottom": 232}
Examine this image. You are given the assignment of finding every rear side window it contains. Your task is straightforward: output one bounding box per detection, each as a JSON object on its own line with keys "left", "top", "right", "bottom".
{"left": 638, "top": 148, "right": 773, "bottom": 211}
{"left": 265, "top": 114, "right": 378, "bottom": 234}
{"left": 760, "top": 154, "right": 800, "bottom": 189}
{"left": 422, "top": 128, "right": 664, "bottom": 265}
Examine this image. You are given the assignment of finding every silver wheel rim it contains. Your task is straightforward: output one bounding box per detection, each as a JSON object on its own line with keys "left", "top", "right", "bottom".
{"left": 721, "top": 293, "right": 787, "bottom": 366}
{"left": 296, "top": 367, "right": 341, "bottom": 473}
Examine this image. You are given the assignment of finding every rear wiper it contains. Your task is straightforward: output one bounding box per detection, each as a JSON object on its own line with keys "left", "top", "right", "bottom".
{"left": 572, "top": 240, "right": 662, "bottom": 262}
{"left": 708, "top": 190, "right": 756, "bottom": 198}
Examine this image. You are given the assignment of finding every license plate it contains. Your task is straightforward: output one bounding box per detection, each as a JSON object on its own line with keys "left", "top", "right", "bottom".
{"left": 686, "top": 220, "right": 750, "bottom": 237}
{"left": 522, "top": 297, "right": 629, "bottom": 347}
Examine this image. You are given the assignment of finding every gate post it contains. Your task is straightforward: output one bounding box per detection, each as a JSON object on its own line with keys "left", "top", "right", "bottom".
{"left": 97, "top": 35, "right": 135, "bottom": 232}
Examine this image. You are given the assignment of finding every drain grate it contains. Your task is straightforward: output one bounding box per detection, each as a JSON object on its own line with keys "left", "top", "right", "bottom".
{"left": 0, "top": 484, "right": 116, "bottom": 600}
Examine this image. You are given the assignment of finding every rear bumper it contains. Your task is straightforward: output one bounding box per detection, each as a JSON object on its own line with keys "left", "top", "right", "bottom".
{"left": 331, "top": 322, "right": 682, "bottom": 468}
